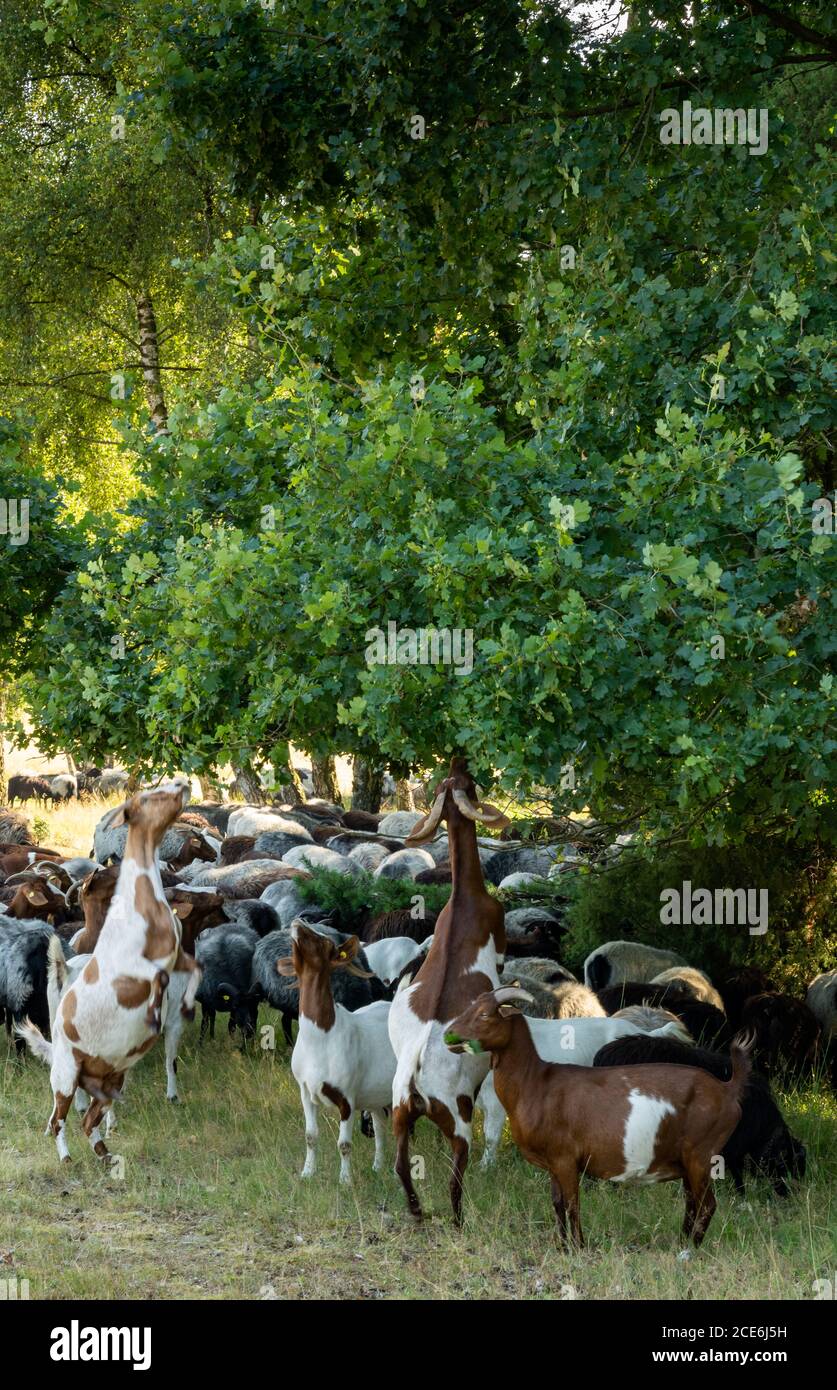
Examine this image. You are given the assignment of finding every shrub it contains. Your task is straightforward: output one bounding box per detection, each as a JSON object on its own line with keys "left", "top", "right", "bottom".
{"left": 296, "top": 866, "right": 450, "bottom": 934}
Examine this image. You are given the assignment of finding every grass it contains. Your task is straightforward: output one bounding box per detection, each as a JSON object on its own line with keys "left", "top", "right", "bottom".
{"left": 2, "top": 796, "right": 835, "bottom": 1301}
{"left": 2, "top": 1021, "right": 835, "bottom": 1301}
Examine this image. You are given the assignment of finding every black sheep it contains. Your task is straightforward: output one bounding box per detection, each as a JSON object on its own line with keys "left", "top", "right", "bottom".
{"left": 593, "top": 1033, "right": 806, "bottom": 1196}
{"left": 740, "top": 992, "right": 821, "bottom": 1081}
{"left": 597, "top": 982, "right": 731, "bottom": 1047}
{"left": 0, "top": 920, "right": 55, "bottom": 1054}
{"left": 196, "top": 923, "right": 261, "bottom": 1042}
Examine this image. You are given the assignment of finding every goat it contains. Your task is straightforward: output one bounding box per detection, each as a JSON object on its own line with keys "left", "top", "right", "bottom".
{"left": 388, "top": 756, "right": 510, "bottom": 1224}
{"left": 251, "top": 926, "right": 383, "bottom": 1045}
{"left": 446, "top": 986, "right": 750, "bottom": 1249}
{"left": 362, "top": 935, "right": 427, "bottom": 987}
{"left": 594, "top": 1032, "right": 806, "bottom": 1196}
{"left": 279, "top": 921, "right": 395, "bottom": 1181}
{"left": 584, "top": 940, "right": 687, "bottom": 991}
{"left": 17, "top": 779, "right": 200, "bottom": 1161}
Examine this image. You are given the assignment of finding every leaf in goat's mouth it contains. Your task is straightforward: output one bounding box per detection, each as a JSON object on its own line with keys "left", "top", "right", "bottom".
{"left": 444, "top": 1031, "right": 461, "bottom": 1045}
{"left": 444, "top": 1031, "right": 483, "bottom": 1055}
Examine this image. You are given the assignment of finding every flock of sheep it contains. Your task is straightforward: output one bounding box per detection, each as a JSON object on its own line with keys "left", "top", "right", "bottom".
{"left": 1, "top": 771, "right": 835, "bottom": 1251}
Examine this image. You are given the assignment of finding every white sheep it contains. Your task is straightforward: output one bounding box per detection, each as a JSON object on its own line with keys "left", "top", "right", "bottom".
{"left": 651, "top": 965, "right": 725, "bottom": 1012}
{"left": 584, "top": 939, "right": 687, "bottom": 991}
{"left": 806, "top": 970, "right": 837, "bottom": 1041}
{"left": 550, "top": 981, "right": 606, "bottom": 1018}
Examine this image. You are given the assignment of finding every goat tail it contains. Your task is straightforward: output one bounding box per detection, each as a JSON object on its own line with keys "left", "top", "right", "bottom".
{"left": 728, "top": 1031, "right": 754, "bottom": 1102}
{"left": 46, "top": 933, "right": 68, "bottom": 1031}
{"left": 15, "top": 1018, "right": 53, "bottom": 1065}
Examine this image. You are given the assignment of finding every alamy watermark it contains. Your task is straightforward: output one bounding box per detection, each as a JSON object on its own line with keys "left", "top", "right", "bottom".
{"left": 365, "top": 621, "right": 473, "bottom": 676}
{"left": 659, "top": 102, "right": 768, "bottom": 157}
{"left": 660, "top": 881, "right": 768, "bottom": 936}
{"left": 0, "top": 497, "right": 29, "bottom": 545}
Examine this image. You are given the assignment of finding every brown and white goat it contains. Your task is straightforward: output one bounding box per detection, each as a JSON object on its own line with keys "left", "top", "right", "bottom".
{"left": 388, "top": 756, "right": 509, "bottom": 1224}
{"left": 446, "top": 987, "right": 751, "bottom": 1249}
{"left": 18, "top": 778, "right": 201, "bottom": 1161}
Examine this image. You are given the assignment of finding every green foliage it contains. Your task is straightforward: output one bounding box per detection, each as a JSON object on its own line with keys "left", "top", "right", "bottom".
{"left": 560, "top": 844, "right": 837, "bottom": 989}
{"left": 295, "top": 866, "right": 450, "bottom": 934}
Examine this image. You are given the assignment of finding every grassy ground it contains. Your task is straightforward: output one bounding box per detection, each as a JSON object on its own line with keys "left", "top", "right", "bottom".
{"left": 2, "top": 795, "right": 834, "bottom": 1301}
{"left": 2, "top": 1026, "right": 835, "bottom": 1301}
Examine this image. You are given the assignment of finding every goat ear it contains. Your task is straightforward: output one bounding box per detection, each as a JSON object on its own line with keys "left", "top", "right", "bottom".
{"left": 498, "top": 1003, "right": 523, "bottom": 1017}
{"left": 276, "top": 957, "right": 297, "bottom": 977}
{"left": 333, "top": 936, "right": 361, "bottom": 963}
{"left": 26, "top": 887, "right": 48, "bottom": 905}
{"left": 173, "top": 900, "right": 194, "bottom": 919}
{"left": 108, "top": 801, "right": 130, "bottom": 828}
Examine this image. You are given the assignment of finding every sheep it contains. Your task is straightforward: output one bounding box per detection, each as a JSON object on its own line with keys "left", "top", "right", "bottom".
{"left": 651, "top": 966, "right": 725, "bottom": 1012}
{"left": 0, "top": 920, "right": 54, "bottom": 1051}
{"left": 550, "top": 982, "right": 607, "bottom": 1018}
{"left": 227, "top": 808, "right": 313, "bottom": 841}
{"left": 584, "top": 940, "right": 687, "bottom": 991}
{"left": 446, "top": 987, "right": 752, "bottom": 1248}
{"left": 96, "top": 769, "right": 129, "bottom": 796}
{"left": 739, "top": 993, "right": 821, "bottom": 1080}
{"left": 255, "top": 828, "right": 317, "bottom": 857}
{"left": 280, "top": 922, "right": 396, "bottom": 1180}
{"left": 259, "top": 879, "right": 310, "bottom": 929}
{"left": 362, "top": 907, "right": 440, "bottom": 944}
{"left": 502, "top": 956, "right": 576, "bottom": 986}
{"left": 50, "top": 773, "right": 78, "bottom": 801}
{"left": 593, "top": 1033, "right": 807, "bottom": 1197}
{"left": 498, "top": 872, "right": 547, "bottom": 890}
{"left": 373, "top": 848, "right": 436, "bottom": 880}
{"left": 503, "top": 906, "right": 563, "bottom": 958}
{"left": 597, "top": 983, "right": 732, "bottom": 1048}
{"left": 414, "top": 863, "right": 453, "bottom": 885}
{"left": 282, "top": 845, "right": 362, "bottom": 876}
{"left": 614, "top": 1004, "right": 689, "bottom": 1034}
{"left": 195, "top": 923, "right": 261, "bottom": 1041}
{"left": 482, "top": 846, "right": 558, "bottom": 886}
{"left": 219, "top": 835, "right": 257, "bottom": 865}
{"left": 251, "top": 927, "right": 384, "bottom": 1045}
{"left": 221, "top": 898, "right": 280, "bottom": 937}
{"left": 342, "top": 809, "right": 381, "bottom": 832}
{"left": 806, "top": 970, "right": 837, "bottom": 1042}
{"left": 7, "top": 775, "right": 56, "bottom": 806}
{"left": 376, "top": 811, "right": 425, "bottom": 837}
{"left": 362, "top": 936, "right": 427, "bottom": 987}
{"left": 718, "top": 967, "right": 776, "bottom": 1030}
{"left": 347, "top": 842, "right": 391, "bottom": 872}
{"left": 0, "top": 809, "right": 35, "bottom": 844}
{"left": 188, "top": 859, "right": 308, "bottom": 898}
{"left": 189, "top": 802, "right": 236, "bottom": 834}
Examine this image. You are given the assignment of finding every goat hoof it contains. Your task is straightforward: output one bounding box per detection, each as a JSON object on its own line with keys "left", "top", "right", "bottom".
{"left": 167, "top": 1095, "right": 181, "bottom": 1105}
{"left": 677, "top": 1249, "right": 693, "bottom": 1262}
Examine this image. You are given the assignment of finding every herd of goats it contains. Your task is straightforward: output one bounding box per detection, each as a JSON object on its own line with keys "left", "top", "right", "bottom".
{"left": 1, "top": 756, "right": 834, "bottom": 1252}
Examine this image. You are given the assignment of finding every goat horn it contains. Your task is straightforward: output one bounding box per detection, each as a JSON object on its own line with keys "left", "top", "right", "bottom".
{"left": 404, "top": 791, "right": 446, "bottom": 844}
{"left": 493, "top": 986, "right": 535, "bottom": 1006}
{"left": 452, "top": 789, "right": 509, "bottom": 827}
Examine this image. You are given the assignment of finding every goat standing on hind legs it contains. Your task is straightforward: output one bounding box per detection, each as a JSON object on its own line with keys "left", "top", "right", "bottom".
{"left": 17, "top": 778, "right": 201, "bottom": 1163}
{"left": 388, "top": 756, "right": 509, "bottom": 1226}
{"left": 446, "top": 988, "right": 752, "bottom": 1252}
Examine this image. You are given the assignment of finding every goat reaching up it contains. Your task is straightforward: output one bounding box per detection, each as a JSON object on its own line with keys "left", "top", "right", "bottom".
{"left": 388, "top": 756, "right": 509, "bottom": 1224}
{"left": 446, "top": 987, "right": 751, "bottom": 1250}
{"left": 17, "top": 778, "right": 200, "bottom": 1163}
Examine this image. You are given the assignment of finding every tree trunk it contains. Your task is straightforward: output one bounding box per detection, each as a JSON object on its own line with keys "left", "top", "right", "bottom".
{"left": 198, "top": 774, "right": 217, "bottom": 800}
{"left": 0, "top": 684, "right": 6, "bottom": 803}
{"left": 66, "top": 752, "right": 77, "bottom": 775}
{"left": 136, "top": 291, "right": 169, "bottom": 435}
{"left": 231, "top": 761, "right": 264, "bottom": 804}
{"left": 352, "top": 756, "right": 384, "bottom": 813}
{"left": 311, "top": 755, "right": 341, "bottom": 805}
{"left": 281, "top": 764, "right": 306, "bottom": 804}
{"left": 395, "top": 778, "right": 415, "bottom": 811}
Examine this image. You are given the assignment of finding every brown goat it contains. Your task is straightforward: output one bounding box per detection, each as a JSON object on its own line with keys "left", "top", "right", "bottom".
{"left": 446, "top": 987, "right": 751, "bottom": 1249}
